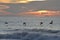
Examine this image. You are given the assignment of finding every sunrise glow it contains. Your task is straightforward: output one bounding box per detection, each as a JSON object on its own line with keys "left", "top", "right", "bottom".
{"left": 38, "top": 10, "right": 48, "bottom": 13}
{"left": 37, "top": 10, "right": 48, "bottom": 14}
{"left": 17, "top": 0, "right": 35, "bottom": 3}
{"left": 0, "top": 0, "right": 46, "bottom": 3}
{"left": 18, "top": 0, "right": 29, "bottom": 3}
{"left": 0, "top": 0, "right": 11, "bottom": 3}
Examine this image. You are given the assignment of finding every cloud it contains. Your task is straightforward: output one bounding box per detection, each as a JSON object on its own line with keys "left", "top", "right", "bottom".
{"left": 33, "top": 0, "right": 46, "bottom": 1}
{"left": 0, "top": 5, "right": 11, "bottom": 15}
{"left": 0, "top": 0, "right": 60, "bottom": 16}
{"left": 0, "top": 5, "right": 10, "bottom": 9}
{"left": 0, "top": 0, "right": 47, "bottom": 3}
{"left": 0, "top": 0, "right": 11, "bottom": 3}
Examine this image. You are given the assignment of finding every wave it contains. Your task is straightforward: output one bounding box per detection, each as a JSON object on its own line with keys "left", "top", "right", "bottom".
{"left": 0, "top": 29, "right": 60, "bottom": 40}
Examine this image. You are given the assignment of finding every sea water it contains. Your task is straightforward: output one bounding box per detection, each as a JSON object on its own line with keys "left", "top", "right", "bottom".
{"left": 0, "top": 16, "right": 60, "bottom": 40}
{"left": 0, "top": 16, "right": 60, "bottom": 30}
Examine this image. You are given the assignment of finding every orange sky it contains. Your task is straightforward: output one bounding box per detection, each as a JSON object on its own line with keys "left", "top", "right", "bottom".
{"left": 0, "top": 0, "right": 46, "bottom": 3}
{"left": 0, "top": 9, "right": 60, "bottom": 16}
{"left": 0, "top": 0, "right": 11, "bottom": 3}
{"left": 0, "top": 0, "right": 29, "bottom": 3}
{"left": 17, "top": 11, "right": 60, "bottom": 16}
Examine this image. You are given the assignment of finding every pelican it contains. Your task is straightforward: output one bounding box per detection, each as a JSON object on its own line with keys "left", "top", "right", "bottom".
{"left": 49, "top": 20, "right": 53, "bottom": 24}
{"left": 23, "top": 22, "right": 26, "bottom": 26}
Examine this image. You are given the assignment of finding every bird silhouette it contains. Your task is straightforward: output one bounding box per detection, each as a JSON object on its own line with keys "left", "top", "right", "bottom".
{"left": 49, "top": 20, "right": 53, "bottom": 24}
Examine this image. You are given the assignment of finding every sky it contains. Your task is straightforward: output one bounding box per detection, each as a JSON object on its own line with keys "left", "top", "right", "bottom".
{"left": 0, "top": 0, "right": 60, "bottom": 16}
{"left": 0, "top": 0, "right": 46, "bottom": 3}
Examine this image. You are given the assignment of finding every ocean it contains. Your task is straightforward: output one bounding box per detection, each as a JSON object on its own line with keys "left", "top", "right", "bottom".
{"left": 0, "top": 16, "right": 60, "bottom": 30}
{"left": 0, "top": 16, "right": 60, "bottom": 40}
